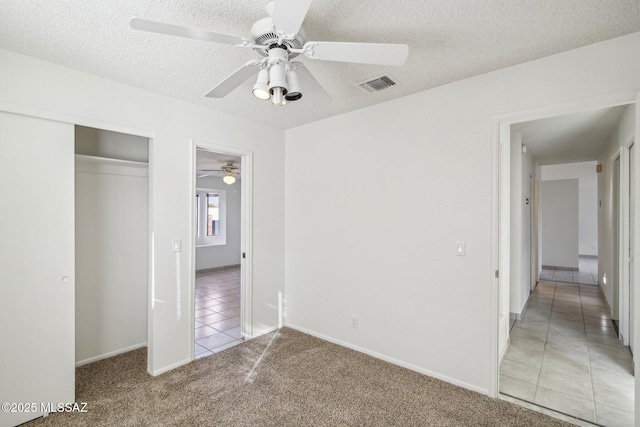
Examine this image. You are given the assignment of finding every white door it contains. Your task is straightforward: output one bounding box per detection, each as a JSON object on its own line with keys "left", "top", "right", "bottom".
{"left": 0, "top": 112, "right": 75, "bottom": 426}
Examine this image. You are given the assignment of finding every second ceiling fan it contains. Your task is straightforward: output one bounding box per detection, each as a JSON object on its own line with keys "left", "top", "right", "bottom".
{"left": 130, "top": 0, "right": 409, "bottom": 107}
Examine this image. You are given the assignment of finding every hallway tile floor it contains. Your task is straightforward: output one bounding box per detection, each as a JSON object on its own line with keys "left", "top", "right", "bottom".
{"left": 500, "top": 281, "right": 634, "bottom": 426}
{"left": 540, "top": 256, "right": 598, "bottom": 285}
{"left": 194, "top": 267, "right": 243, "bottom": 359}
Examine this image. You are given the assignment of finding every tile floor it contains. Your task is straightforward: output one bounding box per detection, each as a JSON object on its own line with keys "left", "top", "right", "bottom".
{"left": 194, "top": 267, "right": 243, "bottom": 359}
{"left": 500, "top": 281, "right": 634, "bottom": 426}
{"left": 540, "top": 256, "right": 598, "bottom": 285}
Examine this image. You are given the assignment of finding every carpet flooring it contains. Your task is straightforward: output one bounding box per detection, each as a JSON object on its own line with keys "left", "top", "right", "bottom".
{"left": 25, "top": 328, "right": 569, "bottom": 426}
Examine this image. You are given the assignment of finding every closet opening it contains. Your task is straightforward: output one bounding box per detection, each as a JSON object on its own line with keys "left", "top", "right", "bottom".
{"left": 74, "top": 125, "right": 150, "bottom": 367}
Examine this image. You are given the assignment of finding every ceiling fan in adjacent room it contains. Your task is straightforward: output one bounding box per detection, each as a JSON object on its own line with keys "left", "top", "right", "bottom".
{"left": 130, "top": 0, "right": 409, "bottom": 107}
{"left": 198, "top": 161, "right": 240, "bottom": 184}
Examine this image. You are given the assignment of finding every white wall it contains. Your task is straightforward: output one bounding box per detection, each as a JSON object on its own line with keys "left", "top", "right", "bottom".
{"left": 598, "top": 104, "right": 636, "bottom": 310}
{"left": 542, "top": 161, "right": 598, "bottom": 256}
{"left": 509, "top": 133, "right": 535, "bottom": 316}
{"left": 76, "top": 125, "right": 149, "bottom": 162}
{"left": 540, "top": 179, "right": 580, "bottom": 268}
{"left": 0, "top": 48, "right": 285, "bottom": 375}
{"left": 195, "top": 176, "right": 242, "bottom": 270}
{"left": 285, "top": 32, "right": 640, "bottom": 394}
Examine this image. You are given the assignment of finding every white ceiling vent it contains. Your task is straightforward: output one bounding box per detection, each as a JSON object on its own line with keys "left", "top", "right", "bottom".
{"left": 357, "top": 75, "right": 398, "bottom": 93}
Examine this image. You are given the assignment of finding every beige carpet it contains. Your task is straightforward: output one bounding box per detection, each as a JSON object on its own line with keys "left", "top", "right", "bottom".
{"left": 26, "top": 328, "right": 569, "bottom": 426}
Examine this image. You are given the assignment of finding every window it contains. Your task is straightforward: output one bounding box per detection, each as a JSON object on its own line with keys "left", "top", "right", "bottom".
{"left": 206, "top": 193, "right": 220, "bottom": 236}
{"left": 195, "top": 188, "right": 226, "bottom": 246}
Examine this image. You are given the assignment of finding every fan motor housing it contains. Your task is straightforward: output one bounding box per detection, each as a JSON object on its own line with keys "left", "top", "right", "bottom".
{"left": 250, "top": 17, "right": 306, "bottom": 57}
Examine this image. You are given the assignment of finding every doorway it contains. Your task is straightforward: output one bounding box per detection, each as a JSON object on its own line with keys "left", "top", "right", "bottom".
{"left": 495, "top": 99, "right": 637, "bottom": 425}
{"left": 191, "top": 142, "right": 253, "bottom": 360}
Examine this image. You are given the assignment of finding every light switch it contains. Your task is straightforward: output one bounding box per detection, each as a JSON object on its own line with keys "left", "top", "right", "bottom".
{"left": 456, "top": 241, "right": 465, "bottom": 256}
{"left": 172, "top": 238, "right": 182, "bottom": 253}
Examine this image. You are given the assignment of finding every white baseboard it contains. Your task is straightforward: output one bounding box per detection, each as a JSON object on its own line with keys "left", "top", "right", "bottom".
{"left": 150, "top": 357, "right": 192, "bottom": 376}
{"left": 250, "top": 325, "right": 279, "bottom": 339}
{"left": 499, "top": 339, "right": 509, "bottom": 364}
{"left": 284, "top": 323, "right": 488, "bottom": 396}
{"left": 75, "top": 342, "right": 147, "bottom": 367}
{"left": 150, "top": 325, "right": 280, "bottom": 376}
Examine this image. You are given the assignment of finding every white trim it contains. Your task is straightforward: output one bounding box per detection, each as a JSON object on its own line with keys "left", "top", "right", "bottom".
{"left": 499, "top": 340, "right": 510, "bottom": 365}
{"left": 286, "top": 324, "right": 488, "bottom": 395}
{"left": 493, "top": 119, "right": 513, "bottom": 398}
{"left": 75, "top": 342, "right": 147, "bottom": 367}
{"left": 612, "top": 147, "right": 623, "bottom": 161}
{"left": 0, "top": 101, "right": 154, "bottom": 139}
{"left": 252, "top": 325, "right": 279, "bottom": 337}
{"left": 190, "top": 140, "right": 254, "bottom": 361}
{"left": 619, "top": 143, "right": 631, "bottom": 345}
{"left": 150, "top": 357, "right": 191, "bottom": 377}
{"left": 147, "top": 139, "right": 155, "bottom": 375}
{"left": 240, "top": 152, "right": 254, "bottom": 339}
{"left": 491, "top": 90, "right": 638, "bottom": 400}
{"left": 195, "top": 187, "right": 227, "bottom": 247}
{"left": 491, "top": 91, "right": 637, "bottom": 125}
{"left": 488, "top": 117, "right": 500, "bottom": 398}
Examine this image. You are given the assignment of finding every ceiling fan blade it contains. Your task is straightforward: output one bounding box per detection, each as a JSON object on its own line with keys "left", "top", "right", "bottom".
{"left": 130, "top": 17, "right": 246, "bottom": 46}
{"left": 292, "top": 64, "right": 331, "bottom": 107}
{"left": 205, "top": 60, "right": 262, "bottom": 98}
{"left": 304, "top": 41, "right": 409, "bottom": 66}
{"left": 271, "top": 0, "right": 312, "bottom": 38}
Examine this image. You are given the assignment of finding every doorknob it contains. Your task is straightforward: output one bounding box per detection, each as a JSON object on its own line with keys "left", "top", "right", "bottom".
{"left": 61, "top": 276, "right": 71, "bottom": 283}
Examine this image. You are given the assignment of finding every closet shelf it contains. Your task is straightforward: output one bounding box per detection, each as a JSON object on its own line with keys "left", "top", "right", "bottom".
{"left": 75, "top": 154, "right": 148, "bottom": 168}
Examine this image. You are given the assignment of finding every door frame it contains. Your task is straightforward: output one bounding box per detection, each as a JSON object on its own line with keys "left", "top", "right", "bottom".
{"left": 628, "top": 140, "right": 635, "bottom": 356}
{"left": 616, "top": 139, "right": 635, "bottom": 346}
{"left": 613, "top": 151, "right": 621, "bottom": 325}
{"left": 190, "top": 140, "right": 253, "bottom": 360}
{"left": 490, "top": 90, "right": 638, "bottom": 398}
{"left": 531, "top": 177, "right": 539, "bottom": 291}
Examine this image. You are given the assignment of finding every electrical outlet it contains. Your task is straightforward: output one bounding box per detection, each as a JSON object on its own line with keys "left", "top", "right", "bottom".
{"left": 351, "top": 315, "right": 359, "bottom": 329}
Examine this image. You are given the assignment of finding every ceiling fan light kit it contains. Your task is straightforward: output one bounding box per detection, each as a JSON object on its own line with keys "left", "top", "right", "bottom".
{"left": 198, "top": 162, "right": 240, "bottom": 185}
{"left": 266, "top": 48, "right": 289, "bottom": 106}
{"left": 284, "top": 69, "right": 302, "bottom": 101}
{"left": 252, "top": 69, "right": 271, "bottom": 100}
{"left": 223, "top": 174, "right": 236, "bottom": 185}
{"left": 130, "top": 0, "right": 409, "bottom": 108}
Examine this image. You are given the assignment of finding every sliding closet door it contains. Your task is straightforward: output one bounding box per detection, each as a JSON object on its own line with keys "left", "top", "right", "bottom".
{"left": 0, "top": 112, "right": 75, "bottom": 426}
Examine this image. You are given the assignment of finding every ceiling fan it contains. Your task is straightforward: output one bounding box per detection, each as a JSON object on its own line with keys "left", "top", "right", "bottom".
{"left": 198, "top": 162, "right": 240, "bottom": 184}
{"left": 130, "top": 0, "right": 409, "bottom": 107}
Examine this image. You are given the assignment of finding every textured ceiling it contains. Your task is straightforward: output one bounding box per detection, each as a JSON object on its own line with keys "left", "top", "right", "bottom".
{"left": 511, "top": 105, "right": 628, "bottom": 165}
{"left": 1, "top": 1, "right": 639, "bottom": 129}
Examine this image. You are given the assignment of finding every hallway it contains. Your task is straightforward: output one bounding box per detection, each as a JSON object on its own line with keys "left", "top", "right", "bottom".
{"left": 539, "top": 256, "right": 598, "bottom": 286}
{"left": 499, "top": 281, "right": 634, "bottom": 426}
